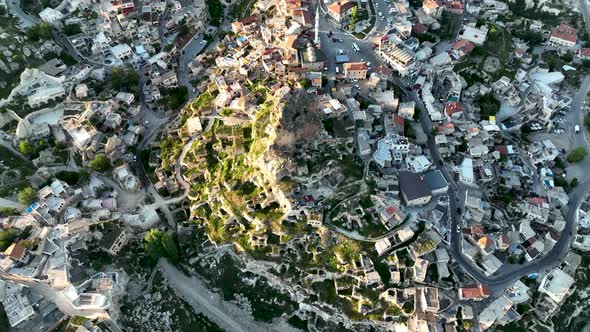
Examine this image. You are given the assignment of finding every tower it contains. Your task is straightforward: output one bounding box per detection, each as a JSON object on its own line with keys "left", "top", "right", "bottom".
{"left": 314, "top": 7, "right": 320, "bottom": 46}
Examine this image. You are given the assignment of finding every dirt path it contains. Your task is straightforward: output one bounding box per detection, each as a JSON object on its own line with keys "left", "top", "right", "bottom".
{"left": 158, "top": 259, "right": 277, "bottom": 332}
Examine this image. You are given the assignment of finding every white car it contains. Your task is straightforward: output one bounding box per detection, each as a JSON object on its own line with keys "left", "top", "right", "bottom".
{"left": 456, "top": 225, "right": 461, "bottom": 233}
{"left": 339, "top": 49, "right": 344, "bottom": 54}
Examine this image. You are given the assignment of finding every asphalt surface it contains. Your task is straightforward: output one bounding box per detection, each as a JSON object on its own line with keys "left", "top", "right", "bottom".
{"left": 391, "top": 70, "right": 586, "bottom": 294}
{"left": 5, "top": 0, "right": 39, "bottom": 28}
{"left": 580, "top": 0, "right": 590, "bottom": 35}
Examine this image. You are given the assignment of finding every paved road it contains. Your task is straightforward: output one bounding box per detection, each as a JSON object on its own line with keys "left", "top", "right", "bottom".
{"left": 158, "top": 0, "right": 170, "bottom": 51}
{"left": 5, "top": 0, "right": 39, "bottom": 29}
{"left": 0, "top": 137, "right": 29, "bottom": 162}
{"left": 580, "top": 0, "right": 590, "bottom": 35}
{"left": 0, "top": 198, "right": 25, "bottom": 210}
{"left": 569, "top": 75, "right": 590, "bottom": 149}
{"left": 390, "top": 74, "right": 585, "bottom": 294}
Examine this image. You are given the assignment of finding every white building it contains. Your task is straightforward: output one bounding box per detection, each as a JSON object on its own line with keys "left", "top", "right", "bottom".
{"left": 39, "top": 8, "right": 64, "bottom": 24}
{"left": 91, "top": 32, "right": 112, "bottom": 54}
{"left": 406, "top": 155, "right": 430, "bottom": 173}
{"left": 548, "top": 23, "right": 577, "bottom": 49}
{"left": 377, "top": 41, "right": 416, "bottom": 77}
{"left": 398, "top": 101, "right": 415, "bottom": 119}
{"left": 539, "top": 268, "right": 575, "bottom": 303}
{"left": 458, "top": 25, "right": 489, "bottom": 45}
{"left": 111, "top": 44, "right": 134, "bottom": 61}
{"left": 459, "top": 158, "right": 475, "bottom": 186}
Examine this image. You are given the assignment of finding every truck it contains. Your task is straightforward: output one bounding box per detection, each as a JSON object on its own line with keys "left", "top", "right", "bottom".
{"left": 575, "top": 125, "right": 580, "bottom": 133}
{"left": 352, "top": 43, "right": 360, "bottom": 53}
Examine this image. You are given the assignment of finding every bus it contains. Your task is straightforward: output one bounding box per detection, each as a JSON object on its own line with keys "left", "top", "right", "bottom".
{"left": 352, "top": 43, "right": 360, "bottom": 53}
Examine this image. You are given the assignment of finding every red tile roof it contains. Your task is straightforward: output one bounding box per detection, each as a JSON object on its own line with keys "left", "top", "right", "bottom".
{"left": 460, "top": 284, "right": 490, "bottom": 298}
{"left": 240, "top": 15, "right": 258, "bottom": 25}
{"left": 385, "top": 206, "right": 398, "bottom": 215}
{"left": 460, "top": 287, "right": 483, "bottom": 298}
{"left": 477, "top": 235, "right": 494, "bottom": 249}
{"left": 328, "top": 0, "right": 356, "bottom": 15}
{"left": 4, "top": 243, "right": 26, "bottom": 261}
{"left": 581, "top": 48, "right": 590, "bottom": 57}
{"left": 344, "top": 62, "right": 368, "bottom": 71}
{"left": 452, "top": 39, "right": 475, "bottom": 55}
{"left": 437, "top": 122, "right": 454, "bottom": 129}
{"left": 445, "top": 101, "right": 463, "bottom": 116}
{"left": 470, "top": 224, "right": 485, "bottom": 236}
{"left": 393, "top": 114, "right": 405, "bottom": 127}
{"left": 412, "top": 23, "right": 428, "bottom": 35}
{"left": 423, "top": 0, "right": 440, "bottom": 10}
{"left": 495, "top": 145, "right": 508, "bottom": 155}
{"left": 550, "top": 23, "right": 577, "bottom": 43}
{"left": 527, "top": 197, "right": 547, "bottom": 205}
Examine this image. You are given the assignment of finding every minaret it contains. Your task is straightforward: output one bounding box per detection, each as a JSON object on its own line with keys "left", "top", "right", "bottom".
{"left": 314, "top": 6, "right": 320, "bottom": 46}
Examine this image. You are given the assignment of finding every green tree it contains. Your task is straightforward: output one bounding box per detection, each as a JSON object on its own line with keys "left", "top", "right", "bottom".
{"left": 350, "top": 6, "right": 358, "bottom": 24}
{"left": 144, "top": 229, "right": 179, "bottom": 262}
{"left": 26, "top": 22, "right": 53, "bottom": 41}
{"left": 299, "top": 79, "right": 310, "bottom": 89}
{"left": 18, "top": 187, "right": 37, "bottom": 205}
{"left": 567, "top": 147, "right": 587, "bottom": 163}
{"left": 63, "top": 24, "right": 82, "bottom": 36}
{"left": 161, "top": 233, "right": 179, "bottom": 262}
{"left": 475, "top": 93, "right": 500, "bottom": 119}
{"left": 55, "top": 171, "right": 81, "bottom": 185}
{"left": 144, "top": 229, "right": 166, "bottom": 260}
{"left": 179, "top": 22, "right": 190, "bottom": 37}
{"left": 463, "top": 320, "right": 474, "bottom": 330}
{"left": 554, "top": 176, "right": 569, "bottom": 190}
{"left": 571, "top": 177, "right": 579, "bottom": 188}
{"left": 0, "top": 208, "right": 17, "bottom": 217}
{"left": 19, "top": 141, "right": 36, "bottom": 157}
{"left": 162, "top": 86, "right": 188, "bottom": 110}
{"left": 111, "top": 67, "right": 139, "bottom": 93}
{"left": 0, "top": 228, "right": 19, "bottom": 250}
{"left": 89, "top": 154, "right": 111, "bottom": 171}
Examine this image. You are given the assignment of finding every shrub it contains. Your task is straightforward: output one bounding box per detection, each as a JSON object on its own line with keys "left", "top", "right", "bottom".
{"left": 567, "top": 147, "right": 587, "bottom": 163}
{"left": 89, "top": 154, "right": 111, "bottom": 171}
{"left": 18, "top": 187, "right": 37, "bottom": 205}
{"left": 55, "top": 170, "right": 81, "bottom": 185}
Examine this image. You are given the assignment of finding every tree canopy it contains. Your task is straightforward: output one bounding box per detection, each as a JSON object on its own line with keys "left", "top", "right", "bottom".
{"left": 18, "top": 187, "right": 37, "bottom": 205}
{"left": 567, "top": 147, "right": 587, "bottom": 163}
{"left": 26, "top": 22, "right": 53, "bottom": 41}
{"left": 89, "top": 154, "right": 111, "bottom": 172}
{"left": 0, "top": 228, "right": 19, "bottom": 251}
{"left": 19, "top": 141, "right": 37, "bottom": 157}
{"left": 144, "top": 229, "right": 179, "bottom": 262}
{"left": 475, "top": 93, "right": 500, "bottom": 119}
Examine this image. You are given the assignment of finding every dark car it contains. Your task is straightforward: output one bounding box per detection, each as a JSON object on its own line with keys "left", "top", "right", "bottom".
{"left": 438, "top": 160, "right": 443, "bottom": 166}
{"left": 456, "top": 208, "right": 462, "bottom": 214}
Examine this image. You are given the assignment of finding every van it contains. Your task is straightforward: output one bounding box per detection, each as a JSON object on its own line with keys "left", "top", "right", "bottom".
{"left": 575, "top": 125, "right": 580, "bottom": 133}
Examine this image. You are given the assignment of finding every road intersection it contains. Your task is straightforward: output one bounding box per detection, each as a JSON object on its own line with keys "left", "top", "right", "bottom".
{"left": 314, "top": 1, "right": 590, "bottom": 295}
